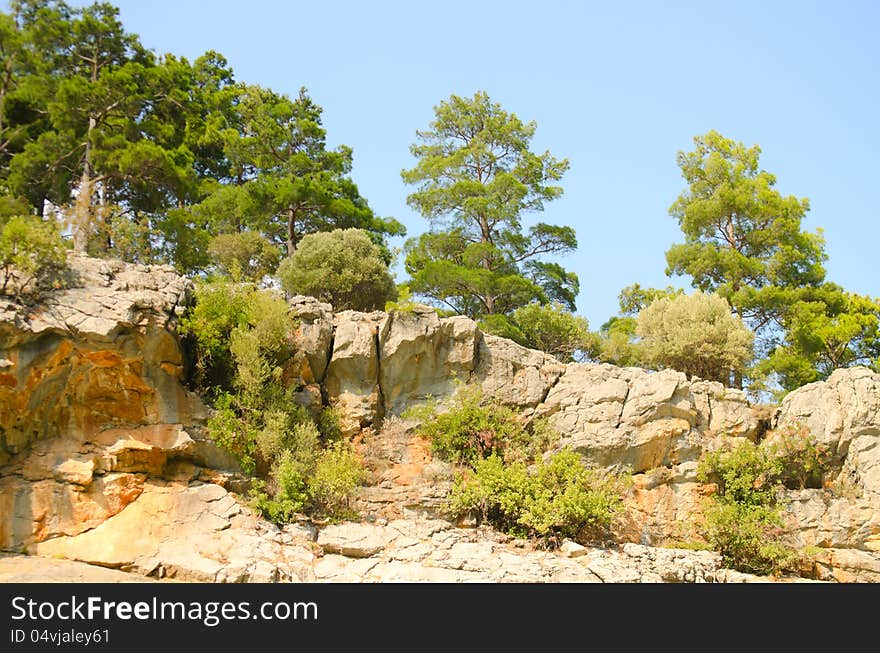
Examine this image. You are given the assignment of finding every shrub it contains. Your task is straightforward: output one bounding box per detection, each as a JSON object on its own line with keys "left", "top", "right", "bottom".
{"left": 447, "top": 450, "right": 625, "bottom": 543}
{"left": 418, "top": 388, "right": 550, "bottom": 465}
{"left": 308, "top": 442, "right": 366, "bottom": 519}
{"left": 636, "top": 291, "right": 753, "bottom": 384}
{"left": 180, "top": 279, "right": 292, "bottom": 389}
{"left": 249, "top": 450, "right": 310, "bottom": 523}
{"left": 481, "top": 302, "right": 596, "bottom": 363}
{"left": 696, "top": 423, "right": 832, "bottom": 575}
{"left": 764, "top": 422, "right": 831, "bottom": 490}
{"left": 208, "top": 231, "right": 281, "bottom": 282}
{"left": 277, "top": 228, "right": 397, "bottom": 311}
{"left": 0, "top": 215, "right": 67, "bottom": 296}
{"left": 700, "top": 502, "right": 797, "bottom": 576}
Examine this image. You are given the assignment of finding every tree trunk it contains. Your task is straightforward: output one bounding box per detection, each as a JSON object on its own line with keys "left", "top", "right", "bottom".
{"left": 72, "top": 117, "right": 96, "bottom": 254}
{"left": 286, "top": 206, "right": 297, "bottom": 256}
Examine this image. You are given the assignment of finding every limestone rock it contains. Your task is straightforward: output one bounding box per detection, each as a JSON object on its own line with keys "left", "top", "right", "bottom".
{"left": 0, "top": 255, "right": 202, "bottom": 464}
{"left": 536, "top": 364, "right": 758, "bottom": 474}
{"left": 379, "top": 309, "right": 479, "bottom": 415}
{"left": 317, "top": 522, "right": 395, "bottom": 558}
{"left": 286, "top": 295, "right": 333, "bottom": 385}
{"left": 775, "top": 366, "right": 880, "bottom": 465}
{"left": 474, "top": 333, "right": 565, "bottom": 408}
{"left": 0, "top": 554, "right": 158, "bottom": 583}
{"left": 28, "top": 481, "right": 315, "bottom": 582}
{"left": 324, "top": 310, "right": 386, "bottom": 434}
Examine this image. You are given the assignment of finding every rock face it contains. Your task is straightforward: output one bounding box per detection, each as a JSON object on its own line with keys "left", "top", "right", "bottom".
{"left": 2, "top": 255, "right": 880, "bottom": 583}
{"left": 536, "top": 365, "right": 758, "bottom": 475}
{"left": 0, "top": 255, "right": 202, "bottom": 465}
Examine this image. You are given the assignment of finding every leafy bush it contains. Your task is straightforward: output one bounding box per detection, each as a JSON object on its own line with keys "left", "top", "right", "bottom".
{"left": 481, "top": 302, "right": 596, "bottom": 362}
{"left": 696, "top": 423, "right": 832, "bottom": 575}
{"left": 448, "top": 450, "right": 625, "bottom": 542}
{"left": 418, "top": 388, "right": 551, "bottom": 465}
{"left": 764, "top": 422, "right": 831, "bottom": 490}
{"left": 700, "top": 502, "right": 797, "bottom": 576}
{"left": 183, "top": 277, "right": 364, "bottom": 523}
{"left": 277, "top": 228, "right": 397, "bottom": 311}
{"left": 208, "top": 231, "right": 281, "bottom": 282}
{"left": 636, "top": 291, "right": 754, "bottom": 384}
{"left": 0, "top": 215, "right": 67, "bottom": 296}
{"left": 180, "top": 279, "right": 292, "bottom": 389}
{"left": 308, "top": 442, "right": 366, "bottom": 519}
{"left": 249, "top": 450, "right": 310, "bottom": 523}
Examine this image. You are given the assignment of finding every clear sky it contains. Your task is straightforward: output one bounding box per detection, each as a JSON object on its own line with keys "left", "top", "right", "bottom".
{"left": 68, "top": 0, "right": 880, "bottom": 326}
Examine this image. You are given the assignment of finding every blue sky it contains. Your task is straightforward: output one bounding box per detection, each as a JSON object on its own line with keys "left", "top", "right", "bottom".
{"left": 71, "top": 0, "right": 879, "bottom": 326}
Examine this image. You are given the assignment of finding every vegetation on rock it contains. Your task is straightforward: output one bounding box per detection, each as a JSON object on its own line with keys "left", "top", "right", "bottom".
{"left": 696, "top": 422, "right": 831, "bottom": 575}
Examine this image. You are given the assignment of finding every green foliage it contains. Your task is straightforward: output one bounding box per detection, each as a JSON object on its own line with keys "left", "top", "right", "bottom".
{"left": 481, "top": 302, "right": 597, "bottom": 363}
{"left": 636, "top": 291, "right": 754, "bottom": 384}
{"left": 183, "top": 275, "right": 363, "bottom": 523}
{"left": 665, "top": 130, "right": 826, "bottom": 328}
{"left": 179, "top": 278, "right": 292, "bottom": 388}
{"left": 617, "top": 283, "right": 684, "bottom": 316}
{"left": 696, "top": 423, "right": 832, "bottom": 574}
{"left": 277, "top": 228, "right": 397, "bottom": 311}
{"left": 700, "top": 502, "right": 797, "bottom": 576}
{"left": 208, "top": 231, "right": 281, "bottom": 282}
{"left": 418, "top": 388, "right": 550, "bottom": 466}
{"left": 754, "top": 288, "right": 880, "bottom": 394}
{"left": 0, "top": 214, "right": 67, "bottom": 296}
{"left": 249, "top": 450, "right": 310, "bottom": 523}
{"left": 447, "top": 450, "right": 625, "bottom": 542}
{"left": 0, "top": 4, "right": 399, "bottom": 271}
{"left": 384, "top": 285, "right": 426, "bottom": 315}
{"left": 308, "top": 441, "right": 366, "bottom": 520}
{"left": 401, "top": 91, "right": 577, "bottom": 319}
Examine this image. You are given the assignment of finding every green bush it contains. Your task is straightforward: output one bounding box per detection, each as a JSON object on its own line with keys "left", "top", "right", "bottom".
{"left": 249, "top": 450, "right": 310, "bottom": 523}
{"left": 481, "top": 302, "right": 596, "bottom": 363}
{"left": 277, "top": 228, "right": 397, "bottom": 311}
{"left": 208, "top": 231, "right": 281, "bottom": 282}
{"left": 184, "top": 277, "right": 365, "bottom": 524}
{"left": 696, "top": 423, "right": 832, "bottom": 575}
{"left": 701, "top": 502, "right": 797, "bottom": 576}
{"left": 0, "top": 215, "right": 68, "bottom": 297}
{"left": 448, "top": 450, "right": 625, "bottom": 542}
{"left": 636, "top": 291, "right": 754, "bottom": 384}
{"left": 308, "top": 441, "right": 366, "bottom": 519}
{"left": 418, "top": 388, "right": 550, "bottom": 465}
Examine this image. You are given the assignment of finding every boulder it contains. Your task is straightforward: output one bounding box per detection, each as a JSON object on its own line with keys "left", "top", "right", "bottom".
{"left": 0, "top": 254, "right": 203, "bottom": 465}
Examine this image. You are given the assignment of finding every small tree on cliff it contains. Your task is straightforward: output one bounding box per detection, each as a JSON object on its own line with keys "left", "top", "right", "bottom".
{"left": 401, "top": 91, "right": 577, "bottom": 319}
{"left": 636, "top": 291, "right": 754, "bottom": 384}
{"left": 276, "top": 228, "right": 397, "bottom": 311}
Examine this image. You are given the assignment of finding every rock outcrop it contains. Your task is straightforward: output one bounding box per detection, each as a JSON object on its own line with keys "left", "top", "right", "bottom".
{"left": 2, "top": 255, "right": 880, "bottom": 583}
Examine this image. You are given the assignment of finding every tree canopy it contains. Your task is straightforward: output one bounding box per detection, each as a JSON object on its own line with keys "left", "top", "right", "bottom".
{"left": 401, "top": 91, "right": 577, "bottom": 319}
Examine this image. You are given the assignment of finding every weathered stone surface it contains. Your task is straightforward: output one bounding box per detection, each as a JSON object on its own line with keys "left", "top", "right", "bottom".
{"left": 0, "top": 254, "right": 203, "bottom": 465}
{"left": 353, "top": 415, "right": 453, "bottom": 521}
{"left": 0, "top": 554, "right": 158, "bottom": 583}
{"left": 28, "top": 481, "right": 315, "bottom": 582}
{"left": 286, "top": 295, "right": 333, "bottom": 385}
{"left": 324, "top": 310, "right": 386, "bottom": 435}
{"left": 536, "top": 364, "right": 759, "bottom": 474}
{"left": 0, "top": 472, "right": 146, "bottom": 550}
{"left": 474, "top": 334, "right": 565, "bottom": 409}
{"left": 317, "top": 522, "right": 395, "bottom": 558}
{"left": 379, "top": 309, "right": 479, "bottom": 415}
{"left": 775, "top": 366, "right": 880, "bottom": 465}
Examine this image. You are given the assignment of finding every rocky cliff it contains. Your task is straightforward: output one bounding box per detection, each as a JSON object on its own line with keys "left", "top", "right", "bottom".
{"left": 1, "top": 256, "right": 878, "bottom": 582}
